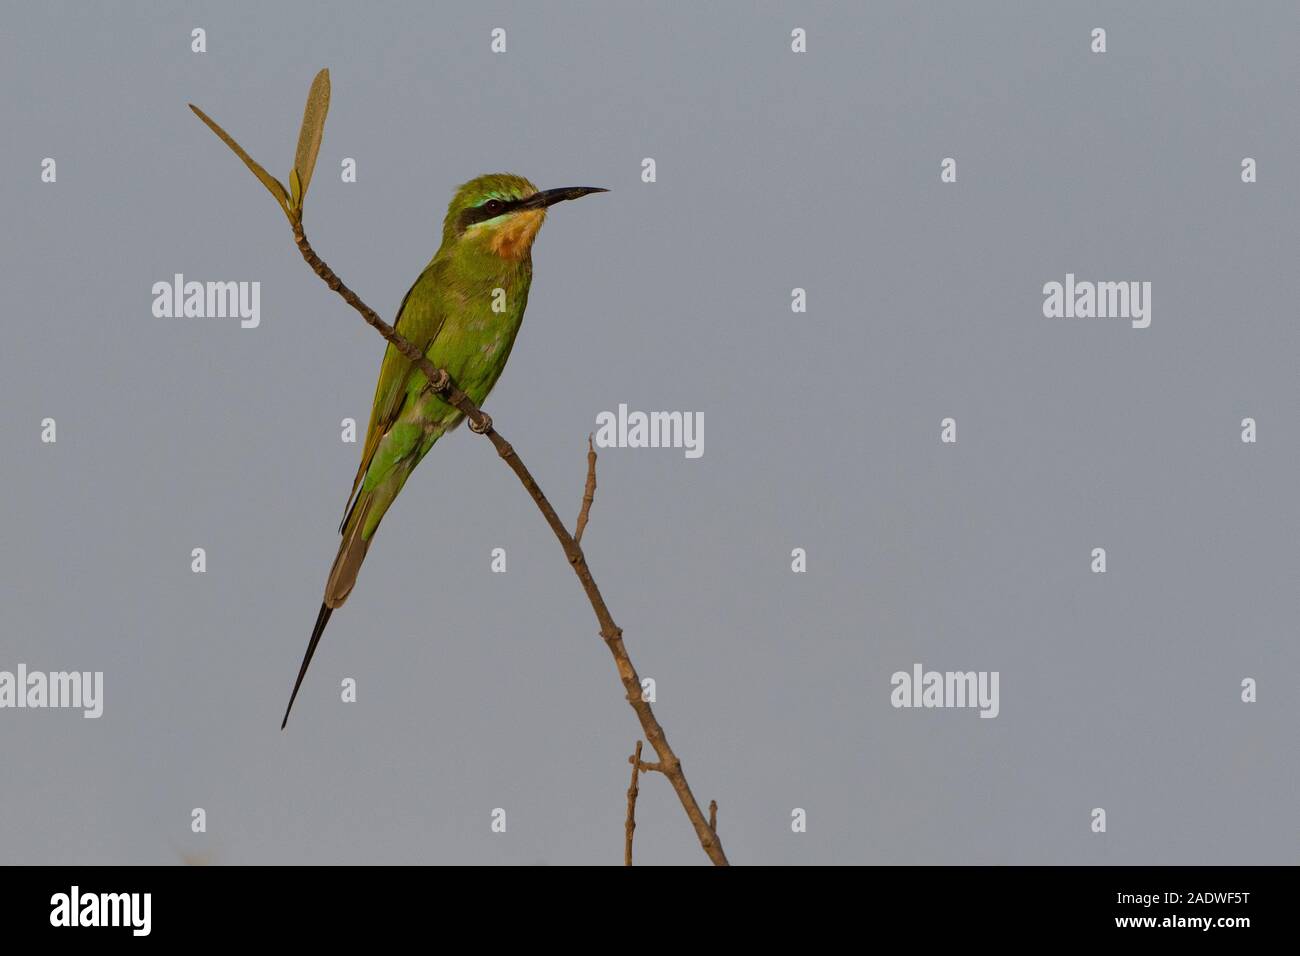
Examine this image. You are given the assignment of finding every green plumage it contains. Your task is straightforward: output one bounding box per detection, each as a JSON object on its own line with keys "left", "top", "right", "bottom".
{"left": 347, "top": 214, "right": 532, "bottom": 540}
{"left": 280, "top": 173, "right": 606, "bottom": 728}
{"left": 332, "top": 173, "right": 539, "bottom": 600}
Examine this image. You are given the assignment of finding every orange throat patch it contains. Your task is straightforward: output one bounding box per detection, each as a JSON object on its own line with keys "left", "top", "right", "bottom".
{"left": 487, "top": 208, "right": 546, "bottom": 261}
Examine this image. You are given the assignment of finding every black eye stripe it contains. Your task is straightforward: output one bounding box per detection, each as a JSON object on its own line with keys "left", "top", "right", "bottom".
{"left": 461, "top": 197, "right": 520, "bottom": 228}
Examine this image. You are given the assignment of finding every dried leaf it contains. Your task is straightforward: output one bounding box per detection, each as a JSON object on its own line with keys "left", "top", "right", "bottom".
{"left": 292, "top": 68, "right": 330, "bottom": 205}
{"left": 290, "top": 168, "right": 302, "bottom": 212}
{"left": 189, "top": 103, "right": 291, "bottom": 219}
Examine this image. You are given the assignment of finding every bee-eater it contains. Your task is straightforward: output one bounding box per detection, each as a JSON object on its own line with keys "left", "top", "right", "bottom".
{"left": 281, "top": 173, "right": 606, "bottom": 728}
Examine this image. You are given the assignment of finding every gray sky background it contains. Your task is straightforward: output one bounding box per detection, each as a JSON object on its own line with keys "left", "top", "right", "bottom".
{"left": 1, "top": 1, "right": 1296, "bottom": 865}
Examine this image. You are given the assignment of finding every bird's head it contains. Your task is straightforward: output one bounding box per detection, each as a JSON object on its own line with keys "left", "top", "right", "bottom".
{"left": 441, "top": 173, "right": 607, "bottom": 261}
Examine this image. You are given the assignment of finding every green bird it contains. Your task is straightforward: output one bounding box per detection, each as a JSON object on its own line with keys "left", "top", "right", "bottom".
{"left": 281, "top": 173, "right": 606, "bottom": 728}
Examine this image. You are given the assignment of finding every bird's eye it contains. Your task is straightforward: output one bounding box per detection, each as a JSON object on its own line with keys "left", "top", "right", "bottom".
{"left": 483, "top": 199, "right": 504, "bottom": 215}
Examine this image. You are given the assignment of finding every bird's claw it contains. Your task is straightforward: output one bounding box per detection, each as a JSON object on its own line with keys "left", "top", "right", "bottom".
{"left": 468, "top": 412, "right": 493, "bottom": 434}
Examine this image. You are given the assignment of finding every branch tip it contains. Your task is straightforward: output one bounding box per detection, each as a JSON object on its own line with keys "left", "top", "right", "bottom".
{"left": 624, "top": 740, "right": 644, "bottom": 866}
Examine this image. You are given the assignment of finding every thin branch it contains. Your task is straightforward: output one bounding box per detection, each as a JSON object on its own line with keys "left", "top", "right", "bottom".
{"left": 291, "top": 224, "right": 471, "bottom": 419}
{"left": 574, "top": 434, "right": 597, "bottom": 544}
{"left": 709, "top": 800, "right": 718, "bottom": 833}
{"left": 624, "top": 740, "right": 643, "bottom": 866}
{"left": 290, "top": 224, "right": 728, "bottom": 866}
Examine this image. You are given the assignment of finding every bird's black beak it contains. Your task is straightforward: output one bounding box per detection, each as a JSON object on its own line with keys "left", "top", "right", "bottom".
{"left": 520, "top": 186, "right": 609, "bottom": 210}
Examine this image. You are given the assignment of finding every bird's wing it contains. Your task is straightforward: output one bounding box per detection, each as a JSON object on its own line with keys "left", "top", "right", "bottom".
{"left": 339, "top": 263, "right": 449, "bottom": 531}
